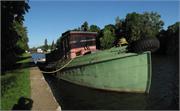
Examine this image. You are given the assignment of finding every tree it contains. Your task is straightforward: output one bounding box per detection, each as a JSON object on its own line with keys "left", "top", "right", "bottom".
{"left": 104, "top": 24, "right": 116, "bottom": 35}
{"left": 165, "top": 22, "right": 179, "bottom": 55}
{"left": 89, "top": 25, "right": 100, "bottom": 32}
{"left": 125, "top": 12, "right": 143, "bottom": 42}
{"left": 115, "top": 16, "right": 122, "bottom": 30}
{"left": 124, "top": 12, "right": 164, "bottom": 43}
{"left": 141, "top": 12, "right": 164, "bottom": 38}
{"left": 114, "top": 16, "right": 125, "bottom": 45}
{"left": 100, "top": 28, "right": 115, "bottom": 49}
{"left": 1, "top": 1, "right": 30, "bottom": 72}
{"left": 13, "top": 21, "right": 29, "bottom": 54}
{"left": 51, "top": 40, "right": 56, "bottom": 51}
{"left": 44, "top": 38, "right": 48, "bottom": 51}
{"left": 56, "top": 37, "right": 61, "bottom": 49}
{"left": 156, "top": 29, "right": 167, "bottom": 54}
{"left": 81, "top": 21, "right": 89, "bottom": 31}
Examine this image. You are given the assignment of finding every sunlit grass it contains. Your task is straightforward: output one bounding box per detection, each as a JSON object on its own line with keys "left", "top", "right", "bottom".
{"left": 1, "top": 53, "right": 31, "bottom": 110}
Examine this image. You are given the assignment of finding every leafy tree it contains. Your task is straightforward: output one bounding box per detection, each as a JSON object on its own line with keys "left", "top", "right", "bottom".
{"left": 1, "top": 1, "right": 30, "bottom": 72}
{"left": 51, "top": 40, "right": 56, "bottom": 51}
{"left": 124, "top": 12, "right": 164, "bottom": 43}
{"left": 81, "top": 21, "right": 89, "bottom": 31}
{"left": 156, "top": 29, "right": 167, "bottom": 54}
{"left": 141, "top": 12, "right": 164, "bottom": 38}
{"left": 13, "top": 21, "right": 29, "bottom": 54}
{"left": 104, "top": 24, "right": 116, "bottom": 35}
{"left": 165, "top": 22, "right": 179, "bottom": 55}
{"left": 125, "top": 12, "right": 143, "bottom": 42}
{"left": 114, "top": 16, "right": 125, "bottom": 45}
{"left": 96, "top": 30, "right": 103, "bottom": 49}
{"left": 115, "top": 16, "right": 123, "bottom": 30}
{"left": 89, "top": 25, "right": 100, "bottom": 32}
{"left": 44, "top": 38, "right": 48, "bottom": 51}
{"left": 56, "top": 37, "right": 62, "bottom": 50}
{"left": 157, "top": 22, "right": 179, "bottom": 55}
{"left": 100, "top": 28, "right": 115, "bottom": 49}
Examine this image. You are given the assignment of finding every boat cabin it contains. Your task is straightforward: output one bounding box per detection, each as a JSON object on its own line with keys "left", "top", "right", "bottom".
{"left": 60, "top": 31, "right": 97, "bottom": 59}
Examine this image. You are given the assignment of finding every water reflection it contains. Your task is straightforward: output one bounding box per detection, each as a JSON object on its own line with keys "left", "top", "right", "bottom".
{"left": 44, "top": 74, "right": 147, "bottom": 110}
{"left": 31, "top": 53, "right": 45, "bottom": 64}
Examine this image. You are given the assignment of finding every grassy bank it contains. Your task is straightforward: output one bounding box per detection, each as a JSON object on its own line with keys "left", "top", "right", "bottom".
{"left": 1, "top": 53, "right": 31, "bottom": 110}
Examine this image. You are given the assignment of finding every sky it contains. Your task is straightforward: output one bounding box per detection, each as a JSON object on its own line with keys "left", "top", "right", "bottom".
{"left": 24, "top": 0, "right": 180, "bottom": 48}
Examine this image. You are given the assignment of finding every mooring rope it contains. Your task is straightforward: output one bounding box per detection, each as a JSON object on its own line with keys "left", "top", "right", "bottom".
{"left": 40, "top": 58, "right": 74, "bottom": 74}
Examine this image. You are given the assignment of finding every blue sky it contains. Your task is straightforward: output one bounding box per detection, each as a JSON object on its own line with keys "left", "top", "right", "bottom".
{"left": 24, "top": 0, "right": 180, "bottom": 48}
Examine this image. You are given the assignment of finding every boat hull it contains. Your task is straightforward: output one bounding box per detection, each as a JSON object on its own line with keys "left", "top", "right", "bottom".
{"left": 56, "top": 51, "right": 151, "bottom": 93}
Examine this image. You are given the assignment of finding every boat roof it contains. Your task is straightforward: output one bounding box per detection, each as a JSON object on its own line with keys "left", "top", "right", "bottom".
{"left": 62, "top": 31, "right": 97, "bottom": 38}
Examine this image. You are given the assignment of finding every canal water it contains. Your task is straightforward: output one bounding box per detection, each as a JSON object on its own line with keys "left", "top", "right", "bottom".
{"left": 31, "top": 53, "right": 45, "bottom": 63}
{"left": 43, "top": 54, "right": 179, "bottom": 110}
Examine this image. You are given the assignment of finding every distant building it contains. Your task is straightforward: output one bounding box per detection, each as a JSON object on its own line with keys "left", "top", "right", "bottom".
{"left": 47, "top": 49, "right": 51, "bottom": 52}
{"left": 37, "top": 48, "right": 43, "bottom": 53}
{"left": 60, "top": 31, "right": 97, "bottom": 59}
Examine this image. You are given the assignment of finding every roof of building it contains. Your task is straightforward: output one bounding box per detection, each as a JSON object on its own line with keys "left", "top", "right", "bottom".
{"left": 62, "top": 30, "right": 98, "bottom": 37}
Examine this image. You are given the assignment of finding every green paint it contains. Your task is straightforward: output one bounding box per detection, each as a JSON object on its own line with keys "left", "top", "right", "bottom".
{"left": 57, "top": 47, "right": 151, "bottom": 93}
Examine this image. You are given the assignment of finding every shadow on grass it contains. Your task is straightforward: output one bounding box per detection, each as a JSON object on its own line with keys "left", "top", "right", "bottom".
{"left": 2, "top": 62, "right": 36, "bottom": 75}
{"left": 1, "top": 57, "right": 36, "bottom": 75}
{"left": 16, "top": 56, "right": 31, "bottom": 61}
{"left": 12, "top": 97, "right": 33, "bottom": 110}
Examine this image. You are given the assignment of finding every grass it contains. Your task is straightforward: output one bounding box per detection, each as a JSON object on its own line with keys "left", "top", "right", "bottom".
{"left": 1, "top": 53, "right": 31, "bottom": 110}
{"left": 16, "top": 53, "right": 31, "bottom": 64}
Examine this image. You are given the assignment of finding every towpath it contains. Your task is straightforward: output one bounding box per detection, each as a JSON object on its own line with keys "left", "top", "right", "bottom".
{"left": 30, "top": 66, "right": 61, "bottom": 111}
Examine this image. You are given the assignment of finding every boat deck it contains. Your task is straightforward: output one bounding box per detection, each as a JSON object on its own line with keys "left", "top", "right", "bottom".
{"left": 65, "top": 46, "right": 149, "bottom": 68}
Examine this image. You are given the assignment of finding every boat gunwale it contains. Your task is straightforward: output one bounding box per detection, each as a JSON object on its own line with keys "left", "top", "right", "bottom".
{"left": 61, "top": 51, "right": 151, "bottom": 71}
{"left": 57, "top": 51, "right": 152, "bottom": 94}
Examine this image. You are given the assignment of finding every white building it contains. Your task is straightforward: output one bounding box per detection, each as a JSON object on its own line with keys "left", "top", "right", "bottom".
{"left": 37, "top": 48, "right": 43, "bottom": 53}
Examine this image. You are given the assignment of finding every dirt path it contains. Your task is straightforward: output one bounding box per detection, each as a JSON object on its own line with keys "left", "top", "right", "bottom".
{"left": 30, "top": 67, "right": 61, "bottom": 111}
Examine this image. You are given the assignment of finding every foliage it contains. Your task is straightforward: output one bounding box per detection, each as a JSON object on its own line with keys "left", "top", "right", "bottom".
{"left": 1, "top": 54, "right": 31, "bottom": 110}
{"left": 124, "top": 12, "right": 164, "bottom": 43}
{"left": 81, "top": 21, "right": 89, "bottom": 31}
{"left": 43, "top": 38, "right": 48, "bottom": 51}
{"left": 56, "top": 37, "right": 62, "bottom": 49}
{"left": 100, "top": 28, "right": 115, "bottom": 49}
{"left": 72, "top": 21, "right": 101, "bottom": 32}
{"left": 114, "top": 16, "right": 126, "bottom": 45}
{"left": 115, "top": 16, "right": 123, "bottom": 31}
{"left": 13, "top": 21, "right": 29, "bottom": 54}
{"left": 104, "top": 24, "right": 116, "bottom": 36}
{"left": 51, "top": 40, "right": 56, "bottom": 51}
{"left": 89, "top": 25, "right": 100, "bottom": 32}
{"left": 1, "top": 1, "right": 30, "bottom": 72}
{"left": 157, "top": 22, "right": 179, "bottom": 55}
{"left": 55, "top": 11, "right": 177, "bottom": 53}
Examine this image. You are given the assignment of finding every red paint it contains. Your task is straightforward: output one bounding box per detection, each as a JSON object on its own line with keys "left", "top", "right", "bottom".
{"left": 61, "top": 31, "right": 97, "bottom": 59}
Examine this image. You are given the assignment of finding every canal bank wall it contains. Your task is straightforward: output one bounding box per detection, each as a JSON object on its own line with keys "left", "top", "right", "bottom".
{"left": 30, "top": 66, "right": 61, "bottom": 111}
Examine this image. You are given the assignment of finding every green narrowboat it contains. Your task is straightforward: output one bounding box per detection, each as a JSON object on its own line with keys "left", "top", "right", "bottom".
{"left": 43, "top": 31, "right": 155, "bottom": 93}
{"left": 55, "top": 47, "right": 152, "bottom": 93}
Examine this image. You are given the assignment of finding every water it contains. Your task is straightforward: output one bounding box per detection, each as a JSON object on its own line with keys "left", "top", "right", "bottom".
{"left": 31, "top": 53, "right": 45, "bottom": 64}
{"left": 43, "top": 54, "right": 179, "bottom": 110}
